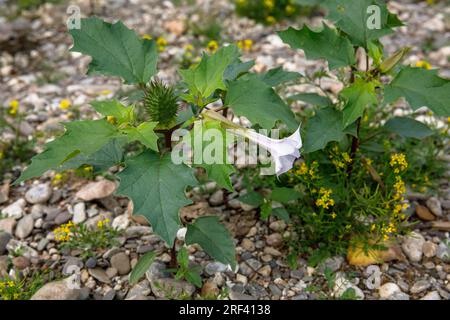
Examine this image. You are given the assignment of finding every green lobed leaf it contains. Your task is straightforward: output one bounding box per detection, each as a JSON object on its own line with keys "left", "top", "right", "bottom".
{"left": 201, "top": 164, "right": 236, "bottom": 192}
{"left": 303, "top": 108, "right": 349, "bottom": 153}
{"left": 287, "top": 93, "right": 332, "bottom": 107}
{"left": 122, "top": 121, "right": 159, "bottom": 151}
{"left": 185, "top": 216, "right": 236, "bottom": 269}
{"left": 271, "top": 187, "right": 301, "bottom": 203}
{"left": 16, "top": 120, "right": 119, "bottom": 184}
{"left": 325, "top": 0, "right": 401, "bottom": 47}
{"left": 384, "top": 67, "right": 450, "bottom": 116}
{"left": 69, "top": 17, "right": 158, "bottom": 84}
{"left": 61, "top": 138, "right": 126, "bottom": 172}
{"left": 341, "top": 79, "right": 377, "bottom": 127}
{"left": 223, "top": 59, "right": 255, "bottom": 82}
{"left": 384, "top": 117, "right": 434, "bottom": 139}
{"left": 239, "top": 191, "right": 265, "bottom": 207}
{"left": 180, "top": 45, "right": 240, "bottom": 104}
{"left": 278, "top": 24, "right": 356, "bottom": 70}
{"left": 258, "top": 67, "right": 302, "bottom": 87}
{"left": 225, "top": 78, "right": 298, "bottom": 130}
{"left": 116, "top": 151, "right": 197, "bottom": 246}
{"left": 129, "top": 251, "right": 157, "bottom": 285}
{"left": 91, "top": 100, "right": 135, "bottom": 124}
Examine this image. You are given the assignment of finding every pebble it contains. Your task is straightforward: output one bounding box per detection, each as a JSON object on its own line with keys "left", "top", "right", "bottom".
{"left": 12, "top": 256, "right": 30, "bottom": 270}
{"left": 63, "top": 257, "right": 83, "bottom": 275}
{"left": 426, "top": 197, "right": 442, "bottom": 217}
{"left": 436, "top": 242, "right": 450, "bottom": 261}
{"left": 402, "top": 232, "right": 425, "bottom": 262}
{"left": 241, "top": 238, "right": 255, "bottom": 251}
{"left": 265, "top": 233, "right": 283, "bottom": 247}
{"left": 410, "top": 280, "right": 431, "bottom": 294}
{"left": 15, "top": 215, "right": 34, "bottom": 239}
{"left": 76, "top": 180, "right": 117, "bottom": 201}
{"left": 0, "top": 182, "right": 9, "bottom": 204}
{"left": 110, "top": 252, "right": 131, "bottom": 275}
{"left": 85, "top": 257, "right": 97, "bottom": 269}
{"left": 257, "top": 265, "right": 272, "bottom": 277}
{"left": 388, "top": 292, "right": 410, "bottom": 300}
{"left": 378, "top": 282, "right": 401, "bottom": 299}
{"left": 88, "top": 268, "right": 111, "bottom": 284}
{"left": 209, "top": 189, "right": 224, "bottom": 206}
{"left": 126, "top": 280, "right": 151, "bottom": 299}
{"left": 25, "top": 184, "right": 52, "bottom": 204}
{"left": 269, "top": 220, "right": 286, "bottom": 232}
{"left": 150, "top": 278, "right": 195, "bottom": 299}
{"left": 0, "top": 217, "right": 16, "bottom": 234}
{"left": 125, "top": 226, "right": 152, "bottom": 238}
{"left": 0, "top": 232, "right": 12, "bottom": 255}
{"left": 31, "top": 277, "right": 80, "bottom": 300}
{"left": 420, "top": 291, "right": 441, "bottom": 300}
{"left": 73, "top": 202, "right": 86, "bottom": 224}
{"left": 205, "top": 261, "right": 228, "bottom": 275}
{"left": 54, "top": 212, "right": 72, "bottom": 225}
{"left": 422, "top": 241, "right": 437, "bottom": 258}
{"left": 246, "top": 258, "right": 262, "bottom": 271}
{"left": 333, "top": 273, "right": 365, "bottom": 300}
{"left": 112, "top": 214, "right": 129, "bottom": 230}
{"left": 2, "top": 199, "right": 26, "bottom": 219}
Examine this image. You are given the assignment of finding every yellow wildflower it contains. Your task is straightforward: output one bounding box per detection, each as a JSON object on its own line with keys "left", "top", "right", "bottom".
{"left": 263, "top": 0, "right": 275, "bottom": 10}
{"left": 100, "top": 89, "right": 112, "bottom": 96}
{"left": 415, "top": 60, "right": 432, "bottom": 70}
{"left": 156, "top": 37, "right": 168, "bottom": 52}
{"left": 59, "top": 99, "right": 71, "bottom": 110}
{"left": 389, "top": 153, "right": 408, "bottom": 172}
{"left": 184, "top": 44, "right": 194, "bottom": 52}
{"left": 107, "top": 116, "right": 116, "bottom": 124}
{"left": 142, "top": 34, "right": 152, "bottom": 40}
{"left": 237, "top": 39, "right": 253, "bottom": 52}
{"left": 265, "top": 16, "right": 276, "bottom": 25}
{"left": 8, "top": 100, "right": 19, "bottom": 116}
{"left": 331, "top": 212, "right": 337, "bottom": 219}
{"left": 342, "top": 152, "right": 352, "bottom": 163}
{"left": 315, "top": 188, "right": 334, "bottom": 209}
{"left": 285, "top": 4, "right": 296, "bottom": 15}
{"left": 206, "top": 40, "right": 219, "bottom": 53}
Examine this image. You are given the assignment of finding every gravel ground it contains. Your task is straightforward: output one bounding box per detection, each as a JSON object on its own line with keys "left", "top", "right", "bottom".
{"left": 0, "top": 0, "right": 449, "bottom": 300}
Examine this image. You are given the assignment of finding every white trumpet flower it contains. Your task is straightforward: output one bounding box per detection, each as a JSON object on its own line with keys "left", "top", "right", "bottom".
{"left": 202, "top": 110, "right": 302, "bottom": 176}
{"left": 237, "top": 127, "right": 302, "bottom": 176}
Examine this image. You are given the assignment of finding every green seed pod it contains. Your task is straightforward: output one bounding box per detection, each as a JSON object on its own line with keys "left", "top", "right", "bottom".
{"left": 144, "top": 79, "right": 179, "bottom": 126}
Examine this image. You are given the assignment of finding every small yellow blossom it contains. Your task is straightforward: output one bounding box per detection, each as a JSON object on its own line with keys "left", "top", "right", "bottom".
{"left": 342, "top": 152, "right": 352, "bottom": 163}
{"left": 315, "top": 188, "right": 334, "bottom": 209}
{"left": 100, "top": 89, "right": 112, "bottom": 96}
{"left": 59, "top": 99, "right": 71, "bottom": 110}
{"left": 206, "top": 40, "right": 219, "bottom": 53}
{"left": 415, "top": 60, "right": 432, "bottom": 70}
{"left": 8, "top": 100, "right": 19, "bottom": 116}
{"left": 156, "top": 37, "right": 168, "bottom": 52}
{"left": 237, "top": 39, "right": 253, "bottom": 52}
{"left": 184, "top": 44, "right": 194, "bottom": 52}
{"left": 97, "top": 218, "right": 111, "bottom": 229}
{"left": 107, "top": 116, "right": 116, "bottom": 124}
{"left": 331, "top": 212, "right": 337, "bottom": 219}
{"left": 285, "top": 4, "right": 296, "bottom": 15}
{"left": 142, "top": 34, "right": 152, "bottom": 40}
{"left": 263, "top": 0, "right": 275, "bottom": 10}
{"left": 265, "top": 16, "right": 276, "bottom": 25}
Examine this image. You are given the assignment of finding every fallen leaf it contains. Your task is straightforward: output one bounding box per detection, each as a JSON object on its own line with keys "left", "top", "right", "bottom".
{"left": 347, "top": 241, "right": 404, "bottom": 266}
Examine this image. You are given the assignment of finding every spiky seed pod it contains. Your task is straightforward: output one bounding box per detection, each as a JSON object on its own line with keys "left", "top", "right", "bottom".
{"left": 144, "top": 79, "right": 179, "bottom": 126}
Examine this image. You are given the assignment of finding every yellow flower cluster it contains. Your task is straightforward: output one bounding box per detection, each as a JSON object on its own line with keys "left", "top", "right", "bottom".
{"left": 206, "top": 40, "right": 219, "bottom": 53}
{"left": 0, "top": 280, "right": 21, "bottom": 300}
{"left": 142, "top": 34, "right": 152, "bottom": 40}
{"left": 59, "top": 99, "right": 71, "bottom": 110}
{"left": 315, "top": 188, "right": 335, "bottom": 209}
{"left": 8, "top": 100, "right": 19, "bottom": 116}
{"left": 381, "top": 222, "right": 398, "bottom": 241}
{"left": 97, "top": 218, "right": 111, "bottom": 229}
{"left": 415, "top": 60, "right": 432, "bottom": 70}
{"left": 54, "top": 221, "right": 75, "bottom": 242}
{"left": 183, "top": 44, "right": 194, "bottom": 59}
{"left": 237, "top": 39, "right": 253, "bottom": 52}
{"left": 389, "top": 153, "right": 408, "bottom": 174}
{"left": 292, "top": 161, "right": 318, "bottom": 179}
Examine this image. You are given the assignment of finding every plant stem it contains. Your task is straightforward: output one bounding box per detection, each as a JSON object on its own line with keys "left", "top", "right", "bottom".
{"left": 169, "top": 242, "right": 177, "bottom": 269}
{"left": 347, "top": 118, "right": 361, "bottom": 177}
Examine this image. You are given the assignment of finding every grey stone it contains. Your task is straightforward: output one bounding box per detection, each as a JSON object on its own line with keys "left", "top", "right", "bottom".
{"left": 85, "top": 257, "right": 97, "bottom": 269}
{"left": 205, "top": 261, "right": 228, "bottom": 275}
{"left": 125, "top": 226, "right": 152, "bottom": 238}
{"left": 379, "top": 282, "right": 401, "bottom": 299}
{"left": 246, "top": 258, "right": 262, "bottom": 271}
{"left": 402, "top": 232, "right": 425, "bottom": 262}
{"left": 126, "top": 280, "right": 151, "bottom": 299}
{"left": 0, "top": 232, "right": 12, "bottom": 255}
{"left": 76, "top": 180, "right": 116, "bottom": 201}
{"left": 150, "top": 278, "right": 195, "bottom": 299}
{"left": 31, "top": 277, "right": 80, "bottom": 300}
{"left": 15, "top": 215, "right": 34, "bottom": 239}
{"left": 88, "top": 268, "right": 111, "bottom": 284}
{"left": 319, "top": 256, "right": 344, "bottom": 273}
{"left": 420, "top": 291, "right": 441, "bottom": 300}
{"left": 2, "top": 199, "right": 26, "bottom": 219}
{"left": 25, "top": 184, "right": 52, "bottom": 204}
{"left": 63, "top": 257, "right": 84, "bottom": 275}
{"left": 426, "top": 197, "right": 442, "bottom": 217}
{"left": 103, "top": 289, "right": 116, "bottom": 300}
{"left": 54, "top": 212, "right": 71, "bottom": 225}
{"left": 388, "top": 292, "right": 410, "bottom": 300}
{"left": 73, "top": 202, "right": 86, "bottom": 224}
{"left": 6, "top": 239, "right": 38, "bottom": 259}
{"left": 145, "top": 261, "right": 167, "bottom": 282}
{"left": 410, "top": 280, "right": 431, "bottom": 294}
{"left": 110, "top": 252, "right": 130, "bottom": 275}
{"left": 0, "top": 217, "right": 16, "bottom": 234}
{"left": 209, "top": 189, "right": 224, "bottom": 206}
{"left": 436, "top": 242, "right": 450, "bottom": 261}
{"left": 37, "top": 238, "right": 49, "bottom": 251}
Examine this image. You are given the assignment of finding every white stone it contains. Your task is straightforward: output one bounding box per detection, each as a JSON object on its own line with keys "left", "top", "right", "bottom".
{"left": 379, "top": 282, "right": 401, "bottom": 299}
{"left": 402, "top": 232, "right": 425, "bottom": 262}
{"left": 2, "top": 199, "right": 26, "bottom": 219}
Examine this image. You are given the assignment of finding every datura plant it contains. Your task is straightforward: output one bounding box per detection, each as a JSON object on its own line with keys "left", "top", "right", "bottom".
{"left": 14, "top": 16, "right": 303, "bottom": 269}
